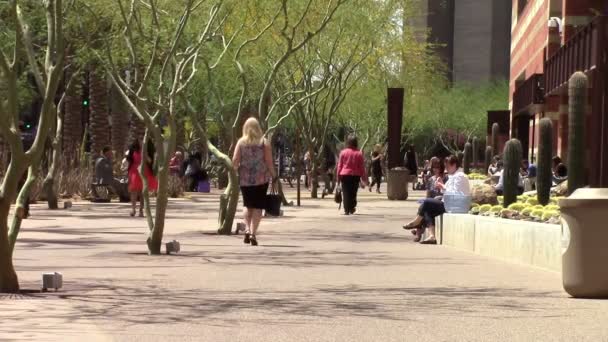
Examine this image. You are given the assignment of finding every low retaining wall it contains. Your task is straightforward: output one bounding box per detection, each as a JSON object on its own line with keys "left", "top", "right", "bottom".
{"left": 439, "top": 214, "right": 562, "bottom": 272}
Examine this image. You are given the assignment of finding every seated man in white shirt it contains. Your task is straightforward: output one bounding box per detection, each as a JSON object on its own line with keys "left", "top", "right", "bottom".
{"left": 402, "top": 155, "right": 470, "bottom": 245}
{"left": 494, "top": 168, "right": 524, "bottom": 196}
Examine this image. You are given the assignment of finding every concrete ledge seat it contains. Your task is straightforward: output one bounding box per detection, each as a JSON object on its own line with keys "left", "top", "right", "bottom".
{"left": 439, "top": 213, "right": 562, "bottom": 272}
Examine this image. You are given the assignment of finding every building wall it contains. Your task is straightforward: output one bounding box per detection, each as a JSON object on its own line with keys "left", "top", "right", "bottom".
{"left": 426, "top": 0, "right": 455, "bottom": 81}
{"left": 421, "top": 0, "right": 511, "bottom": 85}
{"left": 452, "top": 1, "right": 494, "bottom": 83}
{"left": 509, "top": 0, "right": 551, "bottom": 104}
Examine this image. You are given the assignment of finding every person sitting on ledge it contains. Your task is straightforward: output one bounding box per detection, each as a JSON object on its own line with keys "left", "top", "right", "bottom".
{"left": 403, "top": 155, "right": 470, "bottom": 245}
{"left": 494, "top": 161, "right": 524, "bottom": 196}
{"left": 552, "top": 156, "right": 568, "bottom": 185}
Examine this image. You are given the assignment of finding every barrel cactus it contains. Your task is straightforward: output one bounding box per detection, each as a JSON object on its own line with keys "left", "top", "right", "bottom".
{"left": 536, "top": 118, "right": 553, "bottom": 205}
{"left": 472, "top": 137, "right": 479, "bottom": 170}
{"left": 567, "top": 72, "right": 587, "bottom": 195}
{"left": 503, "top": 139, "right": 522, "bottom": 207}
{"left": 484, "top": 146, "right": 493, "bottom": 173}
{"left": 463, "top": 142, "right": 472, "bottom": 174}
{"left": 491, "top": 123, "right": 500, "bottom": 157}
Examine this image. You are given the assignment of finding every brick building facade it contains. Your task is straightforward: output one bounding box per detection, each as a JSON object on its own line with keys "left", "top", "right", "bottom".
{"left": 510, "top": 0, "right": 607, "bottom": 187}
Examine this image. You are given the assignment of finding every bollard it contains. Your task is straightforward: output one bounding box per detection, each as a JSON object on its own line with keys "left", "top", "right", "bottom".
{"left": 165, "top": 240, "right": 181, "bottom": 255}
{"left": 42, "top": 272, "right": 63, "bottom": 292}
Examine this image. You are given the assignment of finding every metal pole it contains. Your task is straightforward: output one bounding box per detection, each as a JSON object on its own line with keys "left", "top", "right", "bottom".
{"left": 296, "top": 129, "right": 301, "bottom": 207}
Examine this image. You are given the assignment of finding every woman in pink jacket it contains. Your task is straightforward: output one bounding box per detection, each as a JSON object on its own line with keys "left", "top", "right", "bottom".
{"left": 337, "top": 135, "right": 368, "bottom": 215}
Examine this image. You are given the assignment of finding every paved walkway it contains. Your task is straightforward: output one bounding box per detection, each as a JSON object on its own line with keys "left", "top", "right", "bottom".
{"left": 3, "top": 186, "right": 608, "bottom": 341}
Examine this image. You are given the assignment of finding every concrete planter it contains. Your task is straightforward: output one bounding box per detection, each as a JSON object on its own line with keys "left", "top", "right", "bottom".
{"left": 560, "top": 189, "right": 608, "bottom": 298}
{"left": 440, "top": 214, "right": 562, "bottom": 271}
{"left": 387, "top": 168, "right": 409, "bottom": 201}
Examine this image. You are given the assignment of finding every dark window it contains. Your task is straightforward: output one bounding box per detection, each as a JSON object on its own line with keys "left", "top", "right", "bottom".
{"left": 518, "top": 0, "right": 529, "bottom": 18}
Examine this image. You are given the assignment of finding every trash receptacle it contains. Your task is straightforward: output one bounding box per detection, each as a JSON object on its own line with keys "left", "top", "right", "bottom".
{"left": 560, "top": 188, "right": 608, "bottom": 298}
{"left": 387, "top": 167, "right": 409, "bottom": 201}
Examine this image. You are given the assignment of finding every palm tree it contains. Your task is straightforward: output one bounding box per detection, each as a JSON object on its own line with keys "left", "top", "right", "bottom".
{"left": 110, "top": 83, "right": 129, "bottom": 159}
{"left": 88, "top": 69, "right": 110, "bottom": 158}
{"left": 62, "top": 68, "right": 84, "bottom": 168}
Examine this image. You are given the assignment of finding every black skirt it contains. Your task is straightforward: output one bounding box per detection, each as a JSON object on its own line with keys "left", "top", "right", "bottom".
{"left": 240, "top": 183, "right": 269, "bottom": 209}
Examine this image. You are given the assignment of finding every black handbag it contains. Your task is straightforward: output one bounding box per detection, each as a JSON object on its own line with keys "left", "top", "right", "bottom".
{"left": 265, "top": 184, "right": 282, "bottom": 217}
{"left": 334, "top": 185, "right": 342, "bottom": 209}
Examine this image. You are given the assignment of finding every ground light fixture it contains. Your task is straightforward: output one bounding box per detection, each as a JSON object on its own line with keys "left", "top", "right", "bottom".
{"left": 42, "top": 272, "right": 63, "bottom": 292}
{"left": 166, "top": 240, "right": 181, "bottom": 255}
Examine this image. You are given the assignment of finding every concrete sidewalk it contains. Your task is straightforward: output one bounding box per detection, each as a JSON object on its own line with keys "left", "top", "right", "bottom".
{"left": 2, "top": 187, "right": 607, "bottom": 341}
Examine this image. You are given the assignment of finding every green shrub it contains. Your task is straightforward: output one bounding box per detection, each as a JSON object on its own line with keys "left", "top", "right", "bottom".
{"left": 542, "top": 210, "right": 560, "bottom": 221}
{"left": 545, "top": 204, "right": 560, "bottom": 211}
{"left": 531, "top": 209, "right": 544, "bottom": 219}
{"left": 479, "top": 204, "right": 492, "bottom": 213}
{"left": 471, "top": 203, "right": 480, "bottom": 208}
{"left": 533, "top": 204, "right": 544, "bottom": 209}
{"left": 508, "top": 202, "right": 527, "bottom": 212}
{"left": 497, "top": 196, "right": 504, "bottom": 204}
{"left": 490, "top": 205, "right": 503, "bottom": 213}
{"left": 526, "top": 197, "right": 539, "bottom": 206}
{"left": 521, "top": 207, "right": 533, "bottom": 216}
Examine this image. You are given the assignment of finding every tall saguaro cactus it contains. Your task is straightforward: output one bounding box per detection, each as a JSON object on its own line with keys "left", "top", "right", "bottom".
{"left": 472, "top": 137, "right": 479, "bottom": 170}
{"left": 491, "top": 123, "right": 500, "bottom": 157}
{"left": 463, "top": 142, "right": 472, "bottom": 174}
{"left": 503, "top": 139, "right": 523, "bottom": 207}
{"left": 485, "top": 146, "right": 493, "bottom": 173}
{"left": 537, "top": 118, "right": 553, "bottom": 206}
{"left": 567, "top": 72, "right": 587, "bottom": 195}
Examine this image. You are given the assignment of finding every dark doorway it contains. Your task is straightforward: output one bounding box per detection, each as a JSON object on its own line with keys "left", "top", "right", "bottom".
{"left": 515, "top": 115, "right": 530, "bottom": 160}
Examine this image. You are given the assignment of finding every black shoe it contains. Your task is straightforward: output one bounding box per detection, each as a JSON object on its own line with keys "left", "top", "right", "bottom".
{"left": 244, "top": 233, "right": 251, "bottom": 244}
{"left": 420, "top": 239, "right": 437, "bottom": 245}
{"left": 250, "top": 235, "right": 258, "bottom": 246}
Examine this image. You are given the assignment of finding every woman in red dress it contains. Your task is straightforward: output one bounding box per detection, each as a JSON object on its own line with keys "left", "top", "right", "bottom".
{"left": 127, "top": 139, "right": 158, "bottom": 217}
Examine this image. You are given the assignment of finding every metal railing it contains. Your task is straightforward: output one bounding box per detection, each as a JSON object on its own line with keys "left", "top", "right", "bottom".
{"left": 513, "top": 73, "right": 544, "bottom": 115}
{"left": 545, "top": 16, "right": 607, "bottom": 96}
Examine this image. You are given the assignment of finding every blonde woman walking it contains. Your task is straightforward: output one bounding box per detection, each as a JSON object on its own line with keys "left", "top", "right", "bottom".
{"left": 232, "top": 118, "right": 277, "bottom": 246}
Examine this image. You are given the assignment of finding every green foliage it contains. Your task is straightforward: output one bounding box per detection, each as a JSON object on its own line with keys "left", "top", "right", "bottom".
{"left": 407, "top": 81, "right": 509, "bottom": 156}
{"left": 503, "top": 139, "right": 522, "bottom": 207}
{"left": 567, "top": 72, "right": 587, "bottom": 195}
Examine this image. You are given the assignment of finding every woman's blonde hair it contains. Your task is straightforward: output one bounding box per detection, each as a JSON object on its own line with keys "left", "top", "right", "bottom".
{"left": 240, "top": 117, "right": 264, "bottom": 145}
{"left": 374, "top": 144, "right": 383, "bottom": 153}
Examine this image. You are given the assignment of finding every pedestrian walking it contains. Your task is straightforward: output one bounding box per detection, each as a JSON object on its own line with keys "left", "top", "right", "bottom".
{"left": 369, "top": 144, "right": 384, "bottom": 193}
{"left": 337, "top": 135, "right": 368, "bottom": 215}
{"left": 126, "top": 139, "right": 158, "bottom": 217}
{"left": 232, "top": 117, "right": 277, "bottom": 246}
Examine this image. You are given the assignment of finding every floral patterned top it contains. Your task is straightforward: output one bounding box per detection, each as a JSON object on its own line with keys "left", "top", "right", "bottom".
{"left": 238, "top": 142, "right": 270, "bottom": 187}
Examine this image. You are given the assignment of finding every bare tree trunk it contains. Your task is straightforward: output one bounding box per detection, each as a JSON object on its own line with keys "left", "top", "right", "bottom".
{"left": 207, "top": 140, "right": 238, "bottom": 235}
{"left": 42, "top": 124, "right": 61, "bottom": 210}
{"left": 147, "top": 149, "right": 169, "bottom": 254}
{"left": 0, "top": 199, "right": 18, "bottom": 293}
